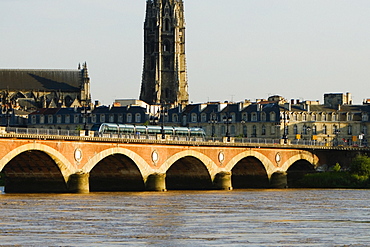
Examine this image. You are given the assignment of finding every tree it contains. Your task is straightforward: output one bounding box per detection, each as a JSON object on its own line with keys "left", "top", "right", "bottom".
{"left": 350, "top": 155, "right": 370, "bottom": 177}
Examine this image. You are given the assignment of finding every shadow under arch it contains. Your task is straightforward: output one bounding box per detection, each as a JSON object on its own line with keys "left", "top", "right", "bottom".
{"left": 286, "top": 159, "right": 316, "bottom": 188}
{"left": 0, "top": 144, "right": 76, "bottom": 193}
{"left": 224, "top": 150, "right": 276, "bottom": 178}
{"left": 166, "top": 155, "right": 213, "bottom": 190}
{"left": 159, "top": 150, "right": 218, "bottom": 177}
{"left": 89, "top": 153, "right": 146, "bottom": 191}
{"left": 231, "top": 156, "right": 269, "bottom": 188}
{"left": 83, "top": 147, "right": 153, "bottom": 180}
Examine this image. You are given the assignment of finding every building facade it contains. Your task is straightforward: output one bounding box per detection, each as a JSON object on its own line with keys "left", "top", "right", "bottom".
{"left": 140, "top": 0, "right": 189, "bottom": 106}
{"left": 0, "top": 62, "right": 91, "bottom": 112}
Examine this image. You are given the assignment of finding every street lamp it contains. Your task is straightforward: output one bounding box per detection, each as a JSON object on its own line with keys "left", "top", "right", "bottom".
{"left": 81, "top": 105, "right": 91, "bottom": 135}
{"left": 2, "top": 104, "right": 13, "bottom": 127}
{"left": 208, "top": 114, "right": 217, "bottom": 137}
{"left": 281, "top": 110, "right": 289, "bottom": 144}
{"left": 223, "top": 114, "right": 232, "bottom": 142}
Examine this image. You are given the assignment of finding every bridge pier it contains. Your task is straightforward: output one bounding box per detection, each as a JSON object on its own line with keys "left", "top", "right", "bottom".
{"left": 213, "top": 171, "right": 233, "bottom": 190}
{"left": 67, "top": 172, "right": 90, "bottom": 193}
{"left": 145, "top": 173, "right": 167, "bottom": 192}
{"left": 270, "top": 171, "right": 288, "bottom": 189}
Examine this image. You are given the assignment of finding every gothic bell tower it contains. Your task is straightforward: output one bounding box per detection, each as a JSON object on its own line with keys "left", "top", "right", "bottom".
{"left": 140, "top": 0, "right": 189, "bottom": 106}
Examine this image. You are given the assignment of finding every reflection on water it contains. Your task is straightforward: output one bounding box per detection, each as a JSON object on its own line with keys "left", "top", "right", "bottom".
{"left": 1, "top": 188, "right": 370, "bottom": 246}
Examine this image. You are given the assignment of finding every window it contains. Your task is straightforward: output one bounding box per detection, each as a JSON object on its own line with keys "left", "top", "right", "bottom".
{"left": 109, "top": 114, "right": 114, "bottom": 123}
{"left": 271, "top": 125, "right": 276, "bottom": 135}
{"left": 40, "top": 115, "right": 45, "bottom": 124}
{"left": 348, "top": 125, "right": 352, "bottom": 135}
{"left": 362, "top": 125, "right": 367, "bottom": 134}
{"left": 322, "top": 113, "right": 326, "bottom": 121}
{"left": 221, "top": 125, "right": 226, "bottom": 135}
{"left": 31, "top": 115, "right": 36, "bottom": 124}
{"left": 261, "top": 112, "right": 266, "bottom": 122}
{"left": 230, "top": 125, "right": 235, "bottom": 135}
{"left": 230, "top": 113, "right": 236, "bottom": 122}
{"left": 57, "top": 115, "right": 62, "bottom": 124}
{"left": 173, "top": 113, "right": 178, "bottom": 122}
{"left": 293, "top": 125, "right": 298, "bottom": 135}
{"left": 332, "top": 113, "right": 337, "bottom": 122}
{"left": 91, "top": 114, "right": 97, "bottom": 123}
{"left": 347, "top": 113, "right": 352, "bottom": 121}
{"left": 362, "top": 114, "right": 369, "bottom": 122}
{"left": 293, "top": 113, "right": 297, "bottom": 121}
{"left": 243, "top": 125, "right": 247, "bottom": 137}
{"left": 65, "top": 115, "right": 70, "bottom": 124}
{"left": 312, "top": 114, "right": 316, "bottom": 121}
{"left": 118, "top": 114, "right": 123, "bottom": 123}
{"left": 303, "top": 125, "right": 307, "bottom": 135}
{"left": 312, "top": 125, "right": 317, "bottom": 135}
{"left": 135, "top": 113, "right": 141, "bottom": 123}
{"left": 252, "top": 125, "right": 257, "bottom": 137}
{"left": 100, "top": 114, "right": 105, "bottom": 123}
{"left": 242, "top": 113, "right": 248, "bottom": 121}
{"left": 270, "top": 112, "right": 276, "bottom": 122}
{"left": 127, "top": 113, "right": 132, "bottom": 123}
{"left": 302, "top": 114, "right": 307, "bottom": 121}
{"left": 191, "top": 113, "right": 197, "bottom": 123}
{"left": 262, "top": 125, "right": 266, "bottom": 135}
{"left": 323, "top": 125, "right": 327, "bottom": 135}
{"left": 201, "top": 113, "right": 207, "bottom": 123}
{"left": 251, "top": 112, "right": 257, "bottom": 122}
{"left": 48, "top": 115, "right": 53, "bottom": 124}
{"left": 74, "top": 114, "right": 79, "bottom": 124}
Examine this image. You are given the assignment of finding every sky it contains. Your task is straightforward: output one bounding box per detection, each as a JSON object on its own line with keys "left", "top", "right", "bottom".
{"left": 1, "top": 0, "right": 370, "bottom": 105}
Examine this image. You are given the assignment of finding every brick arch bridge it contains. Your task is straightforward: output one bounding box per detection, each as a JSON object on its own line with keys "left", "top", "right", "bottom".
{"left": 0, "top": 132, "right": 367, "bottom": 193}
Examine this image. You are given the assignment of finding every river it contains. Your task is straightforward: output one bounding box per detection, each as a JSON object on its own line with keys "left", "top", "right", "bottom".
{"left": 0, "top": 188, "right": 369, "bottom": 246}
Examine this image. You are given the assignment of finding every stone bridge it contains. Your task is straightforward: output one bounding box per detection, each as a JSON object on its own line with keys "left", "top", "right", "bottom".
{"left": 0, "top": 132, "right": 368, "bottom": 193}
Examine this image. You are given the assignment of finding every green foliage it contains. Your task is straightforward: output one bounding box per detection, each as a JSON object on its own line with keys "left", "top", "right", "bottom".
{"left": 350, "top": 155, "right": 370, "bottom": 177}
{"left": 332, "top": 163, "right": 341, "bottom": 172}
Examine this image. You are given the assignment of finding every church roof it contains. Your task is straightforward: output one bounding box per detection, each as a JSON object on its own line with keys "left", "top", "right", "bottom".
{"left": 0, "top": 69, "right": 82, "bottom": 92}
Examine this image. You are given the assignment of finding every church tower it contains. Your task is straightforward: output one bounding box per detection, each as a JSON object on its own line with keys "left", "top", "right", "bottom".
{"left": 140, "top": 0, "right": 189, "bottom": 106}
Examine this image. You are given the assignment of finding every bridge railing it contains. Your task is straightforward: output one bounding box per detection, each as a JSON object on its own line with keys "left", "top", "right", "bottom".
{"left": 5, "top": 127, "right": 81, "bottom": 137}
{"left": 2, "top": 127, "right": 367, "bottom": 147}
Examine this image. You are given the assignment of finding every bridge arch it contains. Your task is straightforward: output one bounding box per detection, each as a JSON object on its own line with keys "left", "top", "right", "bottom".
{"left": 0, "top": 143, "right": 75, "bottom": 181}
{"left": 83, "top": 147, "right": 153, "bottom": 180}
{"left": 280, "top": 152, "right": 318, "bottom": 188}
{"left": 224, "top": 150, "right": 276, "bottom": 178}
{"left": 160, "top": 150, "right": 218, "bottom": 190}
{"left": 280, "top": 151, "right": 319, "bottom": 172}
{"left": 159, "top": 150, "right": 218, "bottom": 177}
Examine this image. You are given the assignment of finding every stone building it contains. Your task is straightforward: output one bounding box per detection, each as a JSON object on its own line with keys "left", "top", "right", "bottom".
{"left": 0, "top": 62, "right": 91, "bottom": 112}
{"left": 140, "top": 0, "right": 189, "bottom": 106}
{"left": 162, "top": 93, "right": 370, "bottom": 146}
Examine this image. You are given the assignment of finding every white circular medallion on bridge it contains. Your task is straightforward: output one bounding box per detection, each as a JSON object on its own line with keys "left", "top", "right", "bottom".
{"left": 152, "top": 150, "right": 159, "bottom": 163}
{"left": 74, "top": 148, "right": 83, "bottom": 162}
{"left": 275, "top": 153, "right": 281, "bottom": 164}
{"left": 218, "top": 151, "right": 225, "bottom": 163}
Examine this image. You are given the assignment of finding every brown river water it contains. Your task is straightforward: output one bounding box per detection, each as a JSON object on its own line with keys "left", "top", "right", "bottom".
{"left": 0, "top": 188, "right": 369, "bottom": 246}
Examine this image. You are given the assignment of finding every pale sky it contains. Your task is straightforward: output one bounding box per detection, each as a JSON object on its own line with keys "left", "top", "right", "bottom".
{"left": 1, "top": 0, "right": 370, "bottom": 105}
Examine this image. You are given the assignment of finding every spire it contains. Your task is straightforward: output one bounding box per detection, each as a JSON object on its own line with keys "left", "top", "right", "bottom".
{"left": 140, "top": 0, "right": 189, "bottom": 106}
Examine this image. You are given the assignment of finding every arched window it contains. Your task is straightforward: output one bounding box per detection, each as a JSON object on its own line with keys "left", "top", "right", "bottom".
{"left": 261, "top": 125, "right": 266, "bottom": 135}
{"left": 127, "top": 113, "right": 132, "bottom": 123}
{"left": 243, "top": 125, "right": 247, "bottom": 137}
{"left": 201, "top": 113, "right": 207, "bottom": 123}
{"left": 230, "top": 125, "right": 235, "bottom": 135}
{"left": 312, "top": 125, "right": 317, "bottom": 135}
{"left": 323, "top": 125, "right": 327, "bottom": 135}
{"left": 172, "top": 113, "right": 178, "bottom": 122}
{"left": 109, "top": 114, "right": 114, "bottom": 123}
{"left": 135, "top": 113, "right": 141, "bottom": 123}
{"left": 293, "top": 124, "right": 298, "bottom": 134}
{"left": 252, "top": 125, "right": 257, "bottom": 137}
{"left": 270, "top": 112, "right": 276, "bottom": 122}
{"left": 191, "top": 113, "right": 197, "bottom": 122}
{"left": 48, "top": 115, "right": 53, "bottom": 124}
{"left": 242, "top": 113, "right": 248, "bottom": 121}
{"left": 261, "top": 112, "right": 266, "bottom": 122}
{"left": 251, "top": 112, "right": 257, "bottom": 121}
